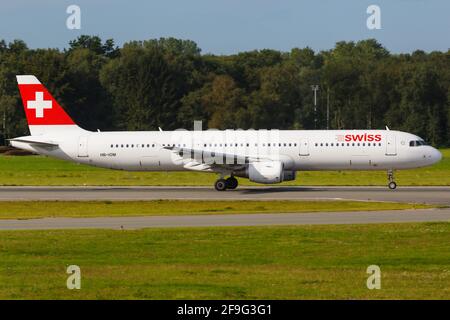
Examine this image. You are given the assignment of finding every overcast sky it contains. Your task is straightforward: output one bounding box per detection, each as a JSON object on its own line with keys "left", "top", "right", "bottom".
{"left": 1, "top": 0, "right": 449, "bottom": 54}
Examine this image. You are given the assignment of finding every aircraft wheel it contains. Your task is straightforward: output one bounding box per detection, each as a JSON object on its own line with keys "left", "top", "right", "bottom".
{"left": 215, "top": 179, "right": 228, "bottom": 191}
{"left": 226, "top": 177, "right": 238, "bottom": 190}
{"left": 388, "top": 181, "right": 397, "bottom": 190}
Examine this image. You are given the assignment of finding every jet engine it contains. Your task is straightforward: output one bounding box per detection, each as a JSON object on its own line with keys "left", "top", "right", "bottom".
{"left": 248, "top": 161, "right": 283, "bottom": 184}
{"left": 233, "top": 161, "right": 297, "bottom": 184}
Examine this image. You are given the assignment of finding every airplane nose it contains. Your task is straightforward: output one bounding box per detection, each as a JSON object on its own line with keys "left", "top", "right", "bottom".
{"left": 432, "top": 148, "right": 442, "bottom": 164}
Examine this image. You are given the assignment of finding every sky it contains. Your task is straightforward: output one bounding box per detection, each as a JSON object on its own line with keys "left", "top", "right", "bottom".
{"left": 0, "top": 0, "right": 449, "bottom": 54}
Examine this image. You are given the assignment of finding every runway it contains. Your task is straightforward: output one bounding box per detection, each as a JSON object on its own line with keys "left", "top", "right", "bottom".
{"left": 0, "top": 208, "right": 449, "bottom": 230}
{"left": 0, "top": 186, "right": 449, "bottom": 204}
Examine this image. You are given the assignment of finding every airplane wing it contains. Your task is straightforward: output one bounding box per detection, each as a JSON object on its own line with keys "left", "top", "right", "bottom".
{"left": 163, "top": 145, "right": 261, "bottom": 172}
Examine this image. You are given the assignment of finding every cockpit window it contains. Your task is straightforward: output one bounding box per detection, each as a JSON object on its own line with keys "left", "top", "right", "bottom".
{"left": 409, "top": 140, "right": 427, "bottom": 147}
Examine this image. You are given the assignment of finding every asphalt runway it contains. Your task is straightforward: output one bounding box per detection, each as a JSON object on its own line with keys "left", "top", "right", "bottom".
{"left": 0, "top": 186, "right": 449, "bottom": 204}
{"left": 0, "top": 208, "right": 449, "bottom": 231}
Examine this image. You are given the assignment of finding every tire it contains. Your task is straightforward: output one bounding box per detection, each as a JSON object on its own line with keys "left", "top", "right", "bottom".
{"left": 225, "top": 177, "right": 238, "bottom": 190}
{"left": 215, "top": 179, "right": 227, "bottom": 191}
{"left": 388, "top": 181, "right": 397, "bottom": 190}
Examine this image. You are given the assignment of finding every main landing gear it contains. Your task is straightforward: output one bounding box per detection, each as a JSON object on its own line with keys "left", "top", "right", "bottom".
{"left": 387, "top": 169, "right": 397, "bottom": 190}
{"left": 214, "top": 176, "right": 238, "bottom": 191}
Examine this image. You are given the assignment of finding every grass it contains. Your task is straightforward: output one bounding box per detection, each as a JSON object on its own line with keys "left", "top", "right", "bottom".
{"left": 0, "top": 200, "right": 435, "bottom": 220}
{"left": 0, "top": 148, "right": 449, "bottom": 186}
{"left": 0, "top": 223, "right": 448, "bottom": 299}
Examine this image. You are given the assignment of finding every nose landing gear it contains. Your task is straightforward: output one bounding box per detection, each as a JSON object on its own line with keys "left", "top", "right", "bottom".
{"left": 214, "top": 176, "right": 239, "bottom": 191}
{"left": 387, "top": 169, "right": 397, "bottom": 190}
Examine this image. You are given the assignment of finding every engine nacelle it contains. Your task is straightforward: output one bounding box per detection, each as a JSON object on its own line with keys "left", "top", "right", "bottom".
{"left": 282, "top": 170, "right": 296, "bottom": 181}
{"left": 248, "top": 161, "right": 283, "bottom": 184}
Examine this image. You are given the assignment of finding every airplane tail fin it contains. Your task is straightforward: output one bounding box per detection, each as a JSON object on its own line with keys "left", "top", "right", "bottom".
{"left": 16, "top": 75, "right": 85, "bottom": 135}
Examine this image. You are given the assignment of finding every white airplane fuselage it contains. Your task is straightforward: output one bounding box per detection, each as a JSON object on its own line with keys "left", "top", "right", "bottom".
{"left": 12, "top": 127, "right": 441, "bottom": 172}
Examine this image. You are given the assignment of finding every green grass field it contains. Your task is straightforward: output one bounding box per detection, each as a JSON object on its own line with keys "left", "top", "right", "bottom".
{"left": 0, "top": 148, "right": 449, "bottom": 186}
{"left": 0, "top": 200, "right": 434, "bottom": 219}
{"left": 0, "top": 223, "right": 448, "bottom": 299}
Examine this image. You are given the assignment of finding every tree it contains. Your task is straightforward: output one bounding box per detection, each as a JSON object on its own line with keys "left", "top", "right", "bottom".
{"left": 0, "top": 36, "right": 448, "bottom": 146}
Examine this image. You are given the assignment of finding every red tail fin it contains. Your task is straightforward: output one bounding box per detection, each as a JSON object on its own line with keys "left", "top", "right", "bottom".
{"left": 17, "top": 75, "right": 75, "bottom": 126}
{"left": 16, "top": 75, "right": 84, "bottom": 135}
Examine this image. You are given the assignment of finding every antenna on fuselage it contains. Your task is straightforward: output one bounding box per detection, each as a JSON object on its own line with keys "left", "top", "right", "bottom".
{"left": 158, "top": 127, "right": 163, "bottom": 132}
{"left": 385, "top": 126, "right": 390, "bottom": 131}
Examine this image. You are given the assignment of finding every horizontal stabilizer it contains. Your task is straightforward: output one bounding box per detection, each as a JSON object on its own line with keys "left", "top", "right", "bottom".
{"left": 8, "top": 138, "right": 59, "bottom": 147}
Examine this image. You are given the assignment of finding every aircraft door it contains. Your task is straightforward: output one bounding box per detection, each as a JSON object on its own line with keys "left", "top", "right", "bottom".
{"left": 385, "top": 133, "right": 397, "bottom": 156}
{"left": 299, "top": 139, "right": 310, "bottom": 156}
{"left": 77, "top": 136, "right": 89, "bottom": 157}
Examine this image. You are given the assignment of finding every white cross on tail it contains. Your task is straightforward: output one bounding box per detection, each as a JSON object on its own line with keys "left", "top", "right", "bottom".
{"left": 27, "top": 91, "right": 52, "bottom": 118}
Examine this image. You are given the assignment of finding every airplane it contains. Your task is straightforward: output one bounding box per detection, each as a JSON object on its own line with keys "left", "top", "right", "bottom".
{"left": 9, "top": 75, "right": 442, "bottom": 191}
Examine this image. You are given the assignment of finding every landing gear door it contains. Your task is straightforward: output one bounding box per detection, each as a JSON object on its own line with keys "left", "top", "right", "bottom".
{"left": 385, "top": 133, "right": 397, "bottom": 156}
{"left": 77, "top": 136, "right": 89, "bottom": 158}
{"left": 299, "top": 139, "right": 309, "bottom": 156}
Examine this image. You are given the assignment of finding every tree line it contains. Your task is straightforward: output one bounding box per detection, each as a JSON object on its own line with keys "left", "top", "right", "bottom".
{"left": 0, "top": 36, "right": 449, "bottom": 146}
